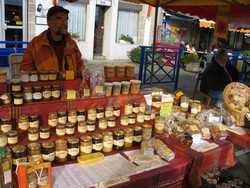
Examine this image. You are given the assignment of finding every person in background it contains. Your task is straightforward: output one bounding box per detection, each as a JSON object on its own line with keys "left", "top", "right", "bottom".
{"left": 20, "top": 5, "right": 89, "bottom": 77}
{"left": 186, "top": 41, "right": 197, "bottom": 54}
{"left": 198, "top": 41, "right": 207, "bottom": 52}
{"left": 200, "top": 48, "right": 239, "bottom": 107}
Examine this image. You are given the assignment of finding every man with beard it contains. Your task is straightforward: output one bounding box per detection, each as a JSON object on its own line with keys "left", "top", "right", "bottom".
{"left": 20, "top": 6, "right": 87, "bottom": 77}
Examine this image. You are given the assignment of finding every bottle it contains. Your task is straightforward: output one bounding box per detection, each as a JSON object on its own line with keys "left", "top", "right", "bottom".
{"left": 0, "top": 147, "right": 12, "bottom": 188}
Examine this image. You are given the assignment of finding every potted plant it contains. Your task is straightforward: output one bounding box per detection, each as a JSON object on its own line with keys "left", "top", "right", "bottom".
{"left": 120, "top": 34, "right": 134, "bottom": 44}
{"left": 182, "top": 53, "right": 200, "bottom": 72}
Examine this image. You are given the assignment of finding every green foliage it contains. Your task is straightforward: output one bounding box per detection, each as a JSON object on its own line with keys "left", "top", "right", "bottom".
{"left": 120, "top": 34, "right": 134, "bottom": 44}
{"left": 127, "top": 47, "right": 141, "bottom": 63}
{"left": 241, "top": 50, "right": 250, "bottom": 58}
{"left": 182, "top": 53, "right": 200, "bottom": 64}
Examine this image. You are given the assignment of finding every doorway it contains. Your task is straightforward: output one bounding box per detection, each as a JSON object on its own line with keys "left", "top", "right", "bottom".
{"left": 94, "top": 6, "right": 105, "bottom": 55}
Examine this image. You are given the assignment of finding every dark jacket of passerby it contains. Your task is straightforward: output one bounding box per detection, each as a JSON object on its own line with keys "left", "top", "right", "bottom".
{"left": 200, "top": 57, "right": 239, "bottom": 94}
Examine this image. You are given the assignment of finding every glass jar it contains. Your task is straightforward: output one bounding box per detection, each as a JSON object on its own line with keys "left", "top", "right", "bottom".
{"left": 6, "top": 130, "right": 18, "bottom": 145}
{"left": 42, "top": 85, "right": 51, "bottom": 101}
{"left": 41, "top": 142, "right": 55, "bottom": 162}
{"left": 142, "top": 124, "right": 152, "bottom": 140}
{"left": 88, "top": 108, "right": 97, "bottom": 121}
{"left": 113, "top": 105, "right": 121, "bottom": 117}
{"left": 191, "top": 102, "right": 199, "bottom": 115}
{"left": 23, "top": 86, "right": 33, "bottom": 103}
{"left": 137, "top": 112, "right": 145, "bottom": 123}
{"left": 77, "top": 109, "right": 86, "bottom": 122}
{"left": 152, "top": 95, "right": 162, "bottom": 112}
{"left": 107, "top": 116, "right": 116, "bottom": 128}
{"left": 29, "top": 71, "right": 38, "bottom": 82}
{"left": 65, "top": 122, "right": 75, "bottom": 135}
{"left": 172, "top": 105, "right": 181, "bottom": 113}
{"left": 56, "top": 123, "right": 66, "bottom": 136}
{"left": 120, "top": 115, "right": 129, "bottom": 126}
{"left": 144, "top": 110, "right": 151, "bottom": 121}
{"left": 67, "top": 137, "right": 79, "bottom": 160}
{"left": 183, "top": 135, "right": 193, "bottom": 147}
{"left": 96, "top": 106, "right": 105, "bottom": 119}
{"left": 130, "top": 80, "right": 141, "bottom": 94}
{"left": 51, "top": 85, "right": 60, "bottom": 100}
{"left": 0, "top": 132, "right": 7, "bottom": 147}
{"left": 139, "top": 102, "right": 146, "bottom": 113}
{"left": 27, "top": 142, "right": 41, "bottom": 162}
{"left": 11, "top": 79, "right": 21, "bottom": 92}
{"left": 13, "top": 92, "right": 23, "bottom": 106}
{"left": 28, "top": 171, "right": 38, "bottom": 188}
{"left": 113, "top": 130, "right": 125, "bottom": 151}
{"left": 39, "top": 71, "right": 49, "bottom": 81}
{"left": 58, "top": 110, "right": 67, "bottom": 124}
{"left": 1, "top": 116, "right": 12, "bottom": 133}
{"left": 18, "top": 114, "right": 29, "bottom": 132}
{"left": 68, "top": 110, "right": 77, "bottom": 124}
{"left": 0, "top": 93, "right": 12, "bottom": 105}
{"left": 80, "top": 136, "right": 92, "bottom": 155}
{"left": 98, "top": 117, "right": 108, "bottom": 130}
{"left": 124, "top": 103, "right": 133, "bottom": 115}
{"left": 48, "top": 111, "right": 58, "bottom": 128}
{"left": 12, "top": 145, "right": 27, "bottom": 167}
{"left": 38, "top": 168, "right": 49, "bottom": 186}
{"left": 102, "top": 132, "right": 113, "bottom": 153}
{"left": 28, "top": 127, "right": 39, "bottom": 142}
{"left": 20, "top": 71, "right": 30, "bottom": 82}
{"left": 124, "top": 128, "right": 133, "bottom": 148}
{"left": 105, "top": 105, "right": 114, "bottom": 118}
{"left": 132, "top": 102, "right": 140, "bottom": 114}
{"left": 150, "top": 110, "right": 156, "bottom": 120}
{"left": 154, "top": 116, "right": 166, "bottom": 134}
{"left": 77, "top": 121, "right": 87, "bottom": 133}
{"left": 49, "top": 71, "right": 57, "bottom": 81}
{"left": 29, "top": 114, "right": 39, "bottom": 128}
{"left": 32, "top": 86, "right": 42, "bottom": 102}
{"left": 86, "top": 120, "right": 95, "bottom": 132}
{"left": 180, "top": 96, "right": 190, "bottom": 112}
{"left": 128, "top": 114, "right": 136, "bottom": 124}
{"left": 55, "top": 139, "right": 68, "bottom": 163}
{"left": 92, "top": 134, "right": 103, "bottom": 152}
{"left": 39, "top": 126, "right": 50, "bottom": 139}
{"left": 133, "top": 126, "right": 142, "bottom": 146}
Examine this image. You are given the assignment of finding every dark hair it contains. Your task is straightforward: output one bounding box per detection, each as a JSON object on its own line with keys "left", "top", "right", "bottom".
{"left": 47, "top": 5, "right": 69, "bottom": 20}
{"left": 215, "top": 48, "right": 228, "bottom": 60}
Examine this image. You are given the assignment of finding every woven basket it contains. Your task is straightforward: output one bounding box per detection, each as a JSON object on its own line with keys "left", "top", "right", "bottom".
{"left": 223, "top": 82, "right": 250, "bottom": 127}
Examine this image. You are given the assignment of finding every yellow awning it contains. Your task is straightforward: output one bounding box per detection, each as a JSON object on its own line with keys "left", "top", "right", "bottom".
{"left": 199, "top": 20, "right": 215, "bottom": 29}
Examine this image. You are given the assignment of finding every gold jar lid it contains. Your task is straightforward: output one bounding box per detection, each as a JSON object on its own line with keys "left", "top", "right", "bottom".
{"left": 1, "top": 116, "right": 11, "bottom": 121}
{"left": 42, "top": 85, "right": 51, "bottom": 90}
{"left": 108, "top": 116, "right": 116, "bottom": 121}
{"left": 57, "top": 123, "right": 66, "bottom": 129}
{"left": 41, "top": 142, "right": 55, "bottom": 149}
{"left": 39, "top": 126, "right": 50, "bottom": 132}
{"left": 88, "top": 108, "right": 96, "bottom": 113}
{"left": 58, "top": 110, "right": 67, "bottom": 116}
{"left": 86, "top": 120, "right": 95, "bottom": 125}
{"left": 52, "top": 85, "right": 60, "bottom": 89}
{"left": 114, "top": 130, "right": 124, "bottom": 136}
{"left": 68, "top": 110, "right": 77, "bottom": 115}
{"left": 28, "top": 127, "right": 38, "bottom": 133}
{"left": 11, "top": 78, "right": 21, "bottom": 84}
{"left": 92, "top": 133, "right": 102, "bottom": 140}
{"left": 129, "top": 114, "right": 136, "bottom": 118}
{"left": 12, "top": 145, "right": 26, "bottom": 153}
{"left": 66, "top": 122, "right": 74, "bottom": 128}
{"left": 23, "top": 86, "right": 32, "bottom": 90}
{"left": 102, "top": 131, "right": 113, "bottom": 137}
{"left": 27, "top": 142, "right": 41, "bottom": 150}
{"left": 6, "top": 130, "right": 17, "bottom": 136}
{"left": 29, "top": 114, "right": 39, "bottom": 119}
{"left": 124, "top": 127, "right": 133, "bottom": 133}
{"left": 13, "top": 92, "right": 23, "bottom": 97}
{"left": 33, "top": 85, "right": 42, "bottom": 90}
{"left": 48, "top": 111, "right": 58, "bottom": 118}
{"left": 19, "top": 114, "right": 29, "bottom": 120}
{"left": 40, "top": 71, "right": 49, "bottom": 74}
{"left": 67, "top": 137, "right": 79, "bottom": 144}
{"left": 134, "top": 126, "right": 142, "bottom": 131}
{"left": 77, "top": 109, "right": 86, "bottom": 113}
{"left": 55, "top": 139, "right": 67, "bottom": 146}
{"left": 142, "top": 124, "right": 152, "bottom": 129}
{"left": 80, "top": 135, "right": 92, "bottom": 142}
{"left": 96, "top": 106, "right": 104, "bottom": 111}
{"left": 78, "top": 121, "right": 87, "bottom": 126}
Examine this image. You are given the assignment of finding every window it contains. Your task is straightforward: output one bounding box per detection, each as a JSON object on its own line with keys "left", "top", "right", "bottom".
{"left": 58, "top": 1, "right": 87, "bottom": 41}
{"left": 116, "top": 10, "right": 139, "bottom": 43}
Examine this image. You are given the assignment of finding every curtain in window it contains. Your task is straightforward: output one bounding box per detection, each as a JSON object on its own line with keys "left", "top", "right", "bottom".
{"left": 116, "top": 10, "right": 139, "bottom": 43}
{"left": 58, "top": 1, "right": 86, "bottom": 41}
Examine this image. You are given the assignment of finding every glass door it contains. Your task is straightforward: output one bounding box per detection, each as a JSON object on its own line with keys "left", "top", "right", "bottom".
{"left": 94, "top": 6, "right": 105, "bottom": 55}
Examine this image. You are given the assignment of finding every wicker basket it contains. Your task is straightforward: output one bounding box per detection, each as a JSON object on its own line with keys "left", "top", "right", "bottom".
{"left": 223, "top": 82, "right": 250, "bottom": 127}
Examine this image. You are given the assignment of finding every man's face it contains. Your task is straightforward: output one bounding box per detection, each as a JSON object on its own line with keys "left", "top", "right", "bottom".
{"left": 47, "top": 12, "right": 69, "bottom": 36}
{"left": 220, "top": 54, "right": 228, "bottom": 66}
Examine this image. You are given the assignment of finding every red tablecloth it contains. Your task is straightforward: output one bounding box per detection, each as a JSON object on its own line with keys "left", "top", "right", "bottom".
{"left": 227, "top": 128, "right": 250, "bottom": 149}
{"left": 165, "top": 135, "right": 236, "bottom": 188}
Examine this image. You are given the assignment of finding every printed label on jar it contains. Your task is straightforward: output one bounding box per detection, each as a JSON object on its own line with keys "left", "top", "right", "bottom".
{"left": 103, "top": 141, "right": 113, "bottom": 148}
{"left": 113, "top": 110, "right": 120, "bottom": 117}
{"left": 77, "top": 115, "right": 86, "bottom": 122}
{"left": 66, "top": 127, "right": 74, "bottom": 135}
{"left": 49, "top": 74, "right": 57, "bottom": 80}
{"left": 129, "top": 118, "right": 136, "bottom": 124}
{"left": 12, "top": 157, "right": 27, "bottom": 165}
{"left": 40, "top": 132, "right": 49, "bottom": 139}
{"left": 180, "top": 102, "right": 188, "bottom": 108}
{"left": 1, "top": 124, "right": 12, "bottom": 133}
{"left": 96, "top": 112, "right": 104, "bottom": 119}
{"left": 95, "top": 86, "right": 104, "bottom": 94}
{"left": 58, "top": 117, "right": 67, "bottom": 124}
{"left": 30, "top": 121, "right": 39, "bottom": 128}
{"left": 155, "top": 123, "right": 165, "bottom": 130}
{"left": 21, "top": 75, "right": 29, "bottom": 82}
{"left": 113, "top": 139, "right": 124, "bottom": 147}
{"left": 191, "top": 108, "right": 198, "bottom": 114}
{"left": 78, "top": 126, "right": 87, "bottom": 133}
{"left": 39, "top": 176, "right": 48, "bottom": 185}
{"left": 124, "top": 106, "right": 133, "bottom": 115}
{"left": 68, "top": 116, "right": 77, "bottom": 123}
{"left": 137, "top": 116, "right": 145, "bottom": 123}
{"left": 99, "top": 122, "right": 107, "bottom": 129}
{"left": 30, "top": 75, "right": 38, "bottom": 82}
{"left": 80, "top": 145, "right": 92, "bottom": 153}
{"left": 52, "top": 90, "right": 60, "bottom": 98}
{"left": 107, "top": 121, "right": 116, "bottom": 128}
{"left": 68, "top": 148, "right": 79, "bottom": 156}
{"left": 42, "top": 152, "right": 55, "bottom": 161}
{"left": 14, "top": 98, "right": 23, "bottom": 105}
{"left": 28, "top": 154, "right": 41, "bottom": 162}
{"left": 121, "top": 119, "right": 129, "bottom": 126}
{"left": 24, "top": 93, "right": 33, "bottom": 100}
{"left": 124, "top": 136, "right": 133, "bottom": 143}
{"left": 48, "top": 119, "right": 58, "bottom": 127}
{"left": 7, "top": 137, "right": 18, "bottom": 144}
{"left": 33, "top": 92, "right": 42, "bottom": 100}
{"left": 55, "top": 151, "right": 67, "bottom": 159}
{"left": 56, "top": 129, "right": 65, "bottom": 136}
{"left": 12, "top": 85, "right": 21, "bottom": 92}
{"left": 29, "top": 179, "right": 38, "bottom": 188}
{"left": 105, "top": 111, "right": 113, "bottom": 118}
{"left": 133, "top": 135, "right": 142, "bottom": 142}
{"left": 28, "top": 133, "right": 38, "bottom": 141}
{"left": 139, "top": 106, "right": 146, "bottom": 112}
{"left": 83, "top": 89, "right": 90, "bottom": 97}
{"left": 88, "top": 114, "right": 97, "bottom": 121}
{"left": 152, "top": 101, "right": 161, "bottom": 108}
{"left": 87, "top": 125, "right": 95, "bottom": 132}
{"left": 132, "top": 107, "right": 139, "bottom": 114}
{"left": 144, "top": 115, "right": 151, "bottom": 121}
{"left": 40, "top": 75, "right": 49, "bottom": 81}
{"left": 93, "top": 143, "right": 103, "bottom": 151}
{"left": 43, "top": 91, "right": 51, "bottom": 99}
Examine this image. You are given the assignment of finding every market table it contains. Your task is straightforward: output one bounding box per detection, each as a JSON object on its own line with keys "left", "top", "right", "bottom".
{"left": 165, "top": 135, "right": 236, "bottom": 188}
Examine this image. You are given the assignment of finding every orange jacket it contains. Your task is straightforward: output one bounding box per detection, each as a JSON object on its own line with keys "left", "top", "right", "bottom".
{"left": 20, "top": 30, "right": 83, "bottom": 75}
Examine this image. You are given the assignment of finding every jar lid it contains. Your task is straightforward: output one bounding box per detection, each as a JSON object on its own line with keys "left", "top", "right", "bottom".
{"left": 58, "top": 110, "right": 67, "bottom": 115}
{"left": 92, "top": 133, "right": 102, "bottom": 140}
{"left": 29, "top": 114, "right": 39, "bottom": 119}
{"left": 114, "top": 130, "right": 124, "bottom": 135}
{"left": 108, "top": 116, "right": 116, "bottom": 121}
{"left": 102, "top": 131, "right": 113, "bottom": 137}
{"left": 13, "top": 92, "right": 23, "bottom": 97}
{"left": 28, "top": 127, "right": 38, "bottom": 133}
{"left": 27, "top": 142, "right": 41, "bottom": 150}
{"left": 40, "top": 71, "right": 49, "bottom": 74}
{"left": 1, "top": 116, "right": 11, "bottom": 121}
{"left": 78, "top": 121, "right": 87, "bottom": 126}
{"left": 86, "top": 120, "right": 95, "bottom": 125}
{"left": 12, "top": 145, "right": 26, "bottom": 153}
{"left": 133, "top": 126, "right": 142, "bottom": 131}
{"left": 129, "top": 114, "right": 136, "bottom": 118}
{"left": 57, "top": 123, "right": 66, "bottom": 128}
{"left": 66, "top": 122, "right": 74, "bottom": 127}
{"left": 41, "top": 142, "right": 55, "bottom": 149}
{"left": 67, "top": 137, "right": 79, "bottom": 144}
{"left": 55, "top": 139, "right": 67, "bottom": 146}
{"left": 33, "top": 85, "right": 42, "bottom": 89}
{"left": 42, "top": 85, "right": 51, "bottom": 89}
{"left": 124, "top": 127, "right": 133, "bottom": 133}
{"left": 142, "top": 124, "right": 152, "bottom": 129}
{"left": 77, "top": 109, "right": 86, "bottom": 113}
{"left": 6, "top": 130, "right": 17, "bottom": 136}
{"left": 23, "top": 86, "right": 32, "bottom": 89}
{"left": 39, "top": 126, "right": 50, "bottom": 132}
{"left": 80, "top": 135, "right": 92, "bottom": 142}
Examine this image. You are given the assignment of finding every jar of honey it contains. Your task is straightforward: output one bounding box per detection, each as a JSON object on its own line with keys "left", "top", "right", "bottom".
{"left": 133, "top": 126, "right": 142, "bottom": 146}
{"left": 98, "top": 117, "right": 108, "bottom": 130}
{"left": 48, "top": 112, "right": 58, "bottom": 128}
{"left": 102, "top": 132, "right": 113, "bottom": 153}
{"left": 32, "top": 86, "right": 42, "bottom": 102}
{"left": 180, "top": 96, "right": 190, "bottom": 112}
{"left": 29, "top": 71, "right": 38, "bottom": 82}
{"left": 113, "top": 105, "right": 121, "bottom": 117}
{"left": 65, "top": 122, "right": 75, "bottom": 135}
{"left": 12, "top": 145, "right": 27, "bottom": 167}
{"left": 80, "top": 136, "right": 92, "bottom": 155}
{"left": 105, "top": 105, "right": 114, "bottom": 118}
{"left": 39, "top": 126, "right": 50, "bottom": 139}
{"left": 107, "top": 116, "right": 116, "bottom": 128}
{"left": 20, "top": 71, "right": 30, "bottom": 82}
{"left": 152, "top": 95, "right": 162, "bottom": 112}
{"left": 28, "top": 127, "right": 39, "bottom": 142}
{"left": 124, "top": 103, "right": 133, "bottom": 115}
{"left": 139, "top": 102, "right": 146, "bottom": 113}
{"left": 88, "top": 108, "right": 97, "bottom": 121}
{"left": 51, "top": 85, "right": 60, "bottom": 100}
{"left": 96, "top": 106, "right": 104, "bottom": 119}
{"left": 11, "top": 79, "right": 21, "bottom": 92}
{"left": 92, "top": 134, "right": 103, "bottom": 152}
{"left": 137, "top": 112, "right": 145, "bottom": 123}
{"left": 124, "top": 128, "right": 133, "bottom": 148}
{"left": 13, "top": 92, "right": 23, "bottom": 106}
{"left": 142, "top": 124, "right": 152, "bottom": 140}
{"left": 42, "top": 85, "right": 52, "bottom": 101}
{"left": 39, "top": 71, "right": 49, "bottom": 81}
{"left": 6, "top": 130, "right": 18, "bottom": 145}
{"left": 113, "top": 130, "right": 124, "bottom": 151}
{"left": 58, "top": 110, "right": 67, "bottom": 124}
{"left": 144, "top": 110, "right": 151, "bottom": 121}
{"left": 55, "top": 139, "right": 67, "bottom": 163}
{"left": 77, "top": 109, "right": 86, "bottom": 122}
{"left": 23, "top": 86, "right": 33, "bottom": 103}
{"left": 27, "top": 142, "right": 41, "bottom": 162}
{"left": 68, "top": 110, "right": 77, "bottom": 124}
{"left": 154, "top": 116, "right": 165, "bottom": 134}
{"left": 128, "top": 114, "right": 136, "bottom": 125}
{"left": 67, "top": 137, "right": 79, "bottom": 160}
{"left": 29, "top": 114, "right": 39, "bottom": 128}
{"left": 1, "top": 116, "right": 12, "bottom": 133}
{"left": 41, "top": 142, "right": 55, "bottom": 162}
{"left": 0, "top": 93, "right": 12, "bottom": 105}
{"left": 183, "top": 135, "right": 193, "bottom": 147}
{"left": 129, "top": 80, "right": 141, "bottom": 94}
{"left": 132, "top": 102, "right": 140, "bottom": 114}
{"left": 120, "top": 115, "right": 129, "bottom": 126}
{"left": 56, "top": 123, "right": 66, "bottom": 136}
{"left": 49, "top": 71, "right": 57, "bottom": 81}
{"left": 0, "top": 132, "right": 7, "bottom": 148}
{"left": 86, "top": 120, "right": 95, "bottom": 132}
{"left": 77, "top": 121, "right": 87, "bottom": 133}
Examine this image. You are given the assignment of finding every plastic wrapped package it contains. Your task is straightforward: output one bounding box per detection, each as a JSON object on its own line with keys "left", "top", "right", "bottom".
{"left": 90, "top": 71, "right": 105, "bottom": 98}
